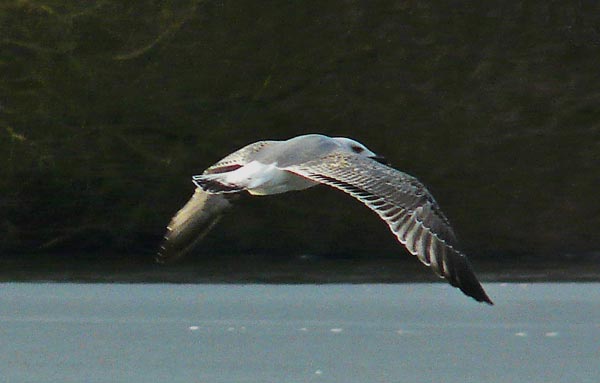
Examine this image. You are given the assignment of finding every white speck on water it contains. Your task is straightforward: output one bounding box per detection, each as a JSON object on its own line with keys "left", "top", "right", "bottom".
{"left": 239, "top": 326, "right": 246, "bottom": 332}
{"left": 299, "top": 327, "right": 308, "bottom": 332}
{"left": 314, "top": 369, "right": 323, "bottom": 375}
{"left": 515, "top": 332, "right": 528, "bottom": 337}
{"left": 227, "top": 327, "right": 235, "bottom": 332}
{"left": 330, "top": 328, "right": 343, "bottom": 333}
{"left": 545, "top": 332, "right": 559, "bottom": 337}
{"left": 396, "top": 329, "right": 404, "bottom": 335}
{"left": 188, "top": 326, "right": 199, "bottom": 331}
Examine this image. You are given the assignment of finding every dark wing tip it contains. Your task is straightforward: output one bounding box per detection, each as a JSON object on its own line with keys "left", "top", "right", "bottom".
{"left": 383, "top": 206, "right": 493, "bottom": 304}
{"left": 407, "top": 203, "right": 493, "bottom": 305}
{"left": 446, "top": 253, "right": 493, "bottom": 305}
{"left": 459, "top": 276, "right": 494, "bottom": 305}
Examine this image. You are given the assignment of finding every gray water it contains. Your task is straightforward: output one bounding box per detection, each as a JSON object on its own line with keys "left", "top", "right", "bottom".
{"left": 1, "top": 283, "right": 598, "bottom": 383}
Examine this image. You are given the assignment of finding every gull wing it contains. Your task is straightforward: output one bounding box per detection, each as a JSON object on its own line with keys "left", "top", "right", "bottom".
{"left": 157, "top": 141, "right": 272, "bottom": 262}
{"left": 284, "top": 151, "right": 493, "bottom": 304}
{"left": 156, "top": 188, "right": 233, "bottom": 263}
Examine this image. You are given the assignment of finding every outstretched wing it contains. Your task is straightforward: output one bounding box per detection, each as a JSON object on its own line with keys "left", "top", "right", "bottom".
{"left": 284, "top": 151, "right": 493, "bottom": 304}
{"left": 157, "top": 141, "right": 273, "bottom": 262}
{"left": 203, "top": 141, "right": 275, "bottom": 174}
{"left": 156, "top": 188, "right": 234, "bottom": 263}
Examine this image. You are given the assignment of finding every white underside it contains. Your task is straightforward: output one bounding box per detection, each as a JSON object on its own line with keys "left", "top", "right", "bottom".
{"left": 216, "top": 161, "right": 317, "bottom": 195}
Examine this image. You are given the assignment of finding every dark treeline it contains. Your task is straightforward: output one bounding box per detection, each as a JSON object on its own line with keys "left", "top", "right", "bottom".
{"left": 1, "top": 1, "right": 599, "bottom": 265}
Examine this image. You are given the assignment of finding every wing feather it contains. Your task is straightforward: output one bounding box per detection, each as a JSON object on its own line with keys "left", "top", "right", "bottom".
{"left": 285, "top": 151, "right": 492, "bottom": 304}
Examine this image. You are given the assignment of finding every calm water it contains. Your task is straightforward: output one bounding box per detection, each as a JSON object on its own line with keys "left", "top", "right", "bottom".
{"left": 1, "top": 283, "right": 598, "bottom": 383}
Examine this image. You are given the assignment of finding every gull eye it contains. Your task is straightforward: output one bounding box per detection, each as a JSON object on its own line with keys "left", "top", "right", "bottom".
{"left": 351, "top": 145, "right": 364, "bottom": 153}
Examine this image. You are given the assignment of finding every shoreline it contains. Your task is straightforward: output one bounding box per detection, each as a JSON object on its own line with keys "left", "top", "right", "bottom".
{"left": 1, "top": 253, "right": 598, "bottom": 283}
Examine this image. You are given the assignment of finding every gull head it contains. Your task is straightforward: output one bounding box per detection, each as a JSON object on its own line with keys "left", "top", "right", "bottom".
{"left": 332, "top": 137, "right": 388, "bottom": 165}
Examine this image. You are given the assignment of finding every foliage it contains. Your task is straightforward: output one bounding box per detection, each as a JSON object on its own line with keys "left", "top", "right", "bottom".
{"left": 1, "top": 0, "right": 599, "bottom": 257}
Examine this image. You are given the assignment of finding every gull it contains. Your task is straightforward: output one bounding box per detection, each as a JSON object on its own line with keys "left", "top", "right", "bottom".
{"left": 157, "top": 134, "right": 493, "bottom": 304}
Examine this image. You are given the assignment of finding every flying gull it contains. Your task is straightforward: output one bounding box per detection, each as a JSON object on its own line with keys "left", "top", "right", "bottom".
{"left": 157, "top": 134, "right": 493, "bottom": 304}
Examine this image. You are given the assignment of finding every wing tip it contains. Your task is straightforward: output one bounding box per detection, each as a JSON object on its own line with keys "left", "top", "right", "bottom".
{"left": 155, "top": 242, "right": 183, "bottom": 264}
{"left": 455, "top": 267, "right": 494, "bottom": 305}
{"left": 470, "top": 287, "right": 494, "bottom": 305}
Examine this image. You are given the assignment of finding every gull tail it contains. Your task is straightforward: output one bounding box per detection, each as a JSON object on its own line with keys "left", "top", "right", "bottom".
{"left": 156, "top": 188, "right": 234, "bottom": 264}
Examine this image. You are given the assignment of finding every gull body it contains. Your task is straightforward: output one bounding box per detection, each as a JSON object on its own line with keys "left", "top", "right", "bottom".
{"left": 195, "top": 135, "right": 378, "bottom": 195}
{"left": 158, "top": 134, "right": 493, "bottom": 305}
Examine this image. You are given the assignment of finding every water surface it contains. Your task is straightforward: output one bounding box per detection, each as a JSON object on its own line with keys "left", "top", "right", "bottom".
{"left": 1, "top": 283, "right": 598, "bottom": 382}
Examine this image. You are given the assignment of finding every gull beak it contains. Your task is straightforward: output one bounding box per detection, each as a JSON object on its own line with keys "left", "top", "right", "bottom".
{"left": 371, "top": 155, "right": 389, "bottom": 165}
